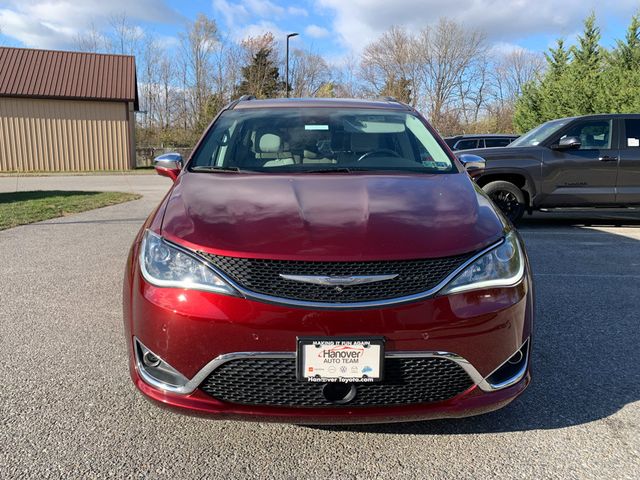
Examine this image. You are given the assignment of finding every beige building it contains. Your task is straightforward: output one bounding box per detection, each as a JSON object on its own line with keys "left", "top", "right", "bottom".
{"left": 0, "top": 47, "right": 138, "bottom": 172}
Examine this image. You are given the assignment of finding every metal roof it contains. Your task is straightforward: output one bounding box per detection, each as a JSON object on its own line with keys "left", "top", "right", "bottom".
{"left": 0, "top": 47, "right": 138, "bottom": 108}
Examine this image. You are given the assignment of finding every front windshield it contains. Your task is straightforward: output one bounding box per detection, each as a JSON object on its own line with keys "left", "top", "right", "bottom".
{"left": 509, "top": 118, "right": 570, "bottom": 147}
{"left": 189, "top": 108, "right": 456, "bottom": 173}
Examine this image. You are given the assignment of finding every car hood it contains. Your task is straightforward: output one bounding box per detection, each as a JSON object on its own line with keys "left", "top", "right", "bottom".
{"left": 160, "top": 172, "right": 504, "bottom": 260}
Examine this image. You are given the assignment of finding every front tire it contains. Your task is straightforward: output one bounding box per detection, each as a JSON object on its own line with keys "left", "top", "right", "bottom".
{"left": 483, "top": 181, "right": 526, "bottom": 224}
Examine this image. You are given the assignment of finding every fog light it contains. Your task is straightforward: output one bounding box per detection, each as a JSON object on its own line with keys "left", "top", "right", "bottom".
{"left": 143, "top": 351, "right": 161, "bottom": 368}
{"left": 134, "top": 338, "right": 190, "bottom": 392}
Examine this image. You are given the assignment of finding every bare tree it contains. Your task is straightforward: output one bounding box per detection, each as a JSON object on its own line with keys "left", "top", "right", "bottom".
{"left": 108, "top": 13, "right": 143, "bottom": 56}
{"left": 179, "top": 13, "right": 219, "bottom": 128}
{"left": 74, "top": 23, "right": 109, "bottom": 53}
{"left": 289, "top": 48, "right": 332, "bottom": 97}
{"left": 415, "top": 18, "right": 487, "bottom": 131}
{"left": 492, "top": 48, "right": 545, "bottom": 107}
{"left": 138, "top": 35, "right": 162, "bottom": 129}
{"left": 457, "top": 54, "right": 491, "bottom": 129}
{"left": 210, "top": 36, "right": 241, "bottom": 102}
{"left": 360, "top": 26, "right": 419, "bottom": 105}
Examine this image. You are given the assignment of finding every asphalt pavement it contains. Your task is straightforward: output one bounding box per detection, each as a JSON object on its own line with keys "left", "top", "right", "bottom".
{"left": 0, "top": 175, "right": 638, "bottom": 479}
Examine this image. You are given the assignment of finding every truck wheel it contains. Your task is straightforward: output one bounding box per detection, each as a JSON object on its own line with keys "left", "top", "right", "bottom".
{"left": 483, "top": 181, "right": 526, "bottom": 223}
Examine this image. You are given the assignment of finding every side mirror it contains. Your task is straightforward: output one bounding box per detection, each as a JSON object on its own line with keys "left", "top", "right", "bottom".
{"left": 457, "top": 153, "right": 486, "bottom": 176}
{"left": 553, "top": 136, "right": 581, "bottom": 150}
{"left": 154, "top": 153, "right": 183, "bottom": 181}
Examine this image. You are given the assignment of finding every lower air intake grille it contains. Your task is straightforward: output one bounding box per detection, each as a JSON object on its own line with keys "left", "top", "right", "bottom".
{"left": 196, "top": 252, "right": 475, "bottom": 303}
{"left": 199, "top": 357, "right": 473, "bottom": 408}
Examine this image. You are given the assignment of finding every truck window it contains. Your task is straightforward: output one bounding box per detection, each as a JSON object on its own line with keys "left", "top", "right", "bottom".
{"left": 454, "top": 139, "right": 478, "bottom": 150}
{"left": 624, "top": 119, "right": 640, "bottom": 148}
{"left": 485, "top": 138, "right": 512, "bottom": 148}
{"left": 559, "top": 120, "right": 611, "bottom": 150}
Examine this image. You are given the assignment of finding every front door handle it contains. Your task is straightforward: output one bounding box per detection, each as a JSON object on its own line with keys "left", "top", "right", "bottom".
{"left": 598, "top": 156, "right": 618, "bottom": 162}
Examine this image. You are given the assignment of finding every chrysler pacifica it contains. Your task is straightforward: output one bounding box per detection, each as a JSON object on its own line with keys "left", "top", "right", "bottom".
{"left": 123, "top": 97, "right": 533, "bottom": 424}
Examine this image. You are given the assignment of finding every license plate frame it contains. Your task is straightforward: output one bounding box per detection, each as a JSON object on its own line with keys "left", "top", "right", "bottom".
{"left": 296, "top": 337, "right": 385, "bottom": 383}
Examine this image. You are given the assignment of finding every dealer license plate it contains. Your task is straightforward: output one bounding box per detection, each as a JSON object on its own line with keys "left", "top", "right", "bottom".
{"left": 297, "top": 337, "right": 384, "bottom": 383}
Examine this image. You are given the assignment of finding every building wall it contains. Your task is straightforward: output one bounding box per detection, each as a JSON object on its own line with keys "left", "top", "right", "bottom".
{"left": 0, "top": 97, "right": 133, "bottom": 172}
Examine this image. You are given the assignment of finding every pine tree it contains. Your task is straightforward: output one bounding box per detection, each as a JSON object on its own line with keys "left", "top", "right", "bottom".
{"left": 605, "top": 13, "right": 640, "bottom": 112}
{"left": 545, "top": 39, "right": 570, "bottom": 76}
{"left": 514, "top": 39, "right": 570, "bottom": 131}
{"left": 612, "top": 14, "right": 640, "bottom": 69}
{"left": 567, "top": 13, "right": 604, "bottom": 114}
{"left": 236, "top": 47, "right": 284, "bottom": 99}
{"left": 513, "top": 81, "right": 543, "bottom": 132}
{"left": 514, "top": 14, "right": 609, "bottom": 132}
{"left": 540, "top": 38, "right": 573, "bottom": 120}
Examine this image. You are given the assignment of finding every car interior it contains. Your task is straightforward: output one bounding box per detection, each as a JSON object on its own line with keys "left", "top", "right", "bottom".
{"left": 193, "top": 111, "right": 454, "bottom": 172}
{"left": 559, "top": 121, "right": 611, "bottom": 150}
{"left": 229, "top": 124, "right": 418, "bottom": 169}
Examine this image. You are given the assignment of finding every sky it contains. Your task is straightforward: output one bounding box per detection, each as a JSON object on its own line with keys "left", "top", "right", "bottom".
{"left": 0, "top": 0, "right": 639, "bottom": 61}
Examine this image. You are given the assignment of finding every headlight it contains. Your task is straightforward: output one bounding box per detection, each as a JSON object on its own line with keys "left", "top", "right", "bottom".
{"left": 139, "top": 230, "right": 237, "bottom": 295}
{"left": 441, "top": 231, "right": 525, "bottom": 294}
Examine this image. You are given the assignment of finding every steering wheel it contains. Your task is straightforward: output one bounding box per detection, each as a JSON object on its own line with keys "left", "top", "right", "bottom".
{"left": 357, "top": 149, "right": 402, "bottom": 162}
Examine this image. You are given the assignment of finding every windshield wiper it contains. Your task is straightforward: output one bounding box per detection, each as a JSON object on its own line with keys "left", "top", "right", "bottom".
{"left": 304, "top": 167, "right": 353, "bottom": 174}
{"left": 191, "top": 166, "right": 248, "bottom": 173}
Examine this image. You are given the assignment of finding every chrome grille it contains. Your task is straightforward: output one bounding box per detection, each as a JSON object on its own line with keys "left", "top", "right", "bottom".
{"left": 197, "top": 252, "right": 475, "bottom": 303}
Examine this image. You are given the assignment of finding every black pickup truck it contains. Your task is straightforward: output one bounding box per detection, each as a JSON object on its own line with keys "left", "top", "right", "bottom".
{"left": 457, "top": 114, "right": 640, "bottom": 222}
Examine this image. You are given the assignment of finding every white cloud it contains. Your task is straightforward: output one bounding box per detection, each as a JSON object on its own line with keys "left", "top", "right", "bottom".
{"left": 156, "top": 34, "right": 180, "bottom": 50}
{"left": 0, "top": 0, "right": 181, "bottom": 49}
{"left": 213, "top": 0, "right": 250, "bottom": 29}
{"left": 213, "top": 0, "right": 311, "bottom": 43}
{"left": 490, "top": 42, "right": 532, "bottom": 56}
{"left": 243, "top": 0, "right": 285, "bottom": 17}
{"left": 237, "top": 20, "right": 287, "bottom": 43}
{"left": 317, "top": 0, "right": 640, "bottom": 52}
{"left": 214, "top": 0, "right": 307, "bottom": 29}
{"left": 288, "top": 6, "right": 308, "bottom": 17}
{"left": 305, "top": 24, "right": 330, "bottom": 39}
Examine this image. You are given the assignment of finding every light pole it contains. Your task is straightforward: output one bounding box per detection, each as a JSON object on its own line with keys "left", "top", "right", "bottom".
{"left": 285, "top": 32, "right": 299, "bottom": 98}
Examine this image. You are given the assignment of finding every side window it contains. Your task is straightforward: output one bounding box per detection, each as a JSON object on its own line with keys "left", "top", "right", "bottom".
{"left": 485, "top": 138, "right": 512, "bottom": 148}
{"left": 560, "top": 120, "right": 612, "bottom": 150}
{"left": 624, "top": 119, "right": 640, "bottom": 148}
{"left": 454, "top": 139, "right": 478, "bottom": 150}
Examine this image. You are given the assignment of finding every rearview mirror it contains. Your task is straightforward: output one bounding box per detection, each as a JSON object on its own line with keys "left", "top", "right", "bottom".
{"left": 154, "top": 153, "right": 183, "bottom": 182}
{"left": 457, "top": 154, "right": 486, "bottom": 175}
{"left": 553, "top": 136, "right": 581, "bottom": 150}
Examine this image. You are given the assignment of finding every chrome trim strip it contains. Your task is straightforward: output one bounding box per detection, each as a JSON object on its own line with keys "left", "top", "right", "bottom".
{"left": 134, "top": 337, "right": 530, "bottom": 395}
{"left": 134, "top": 338, "right": 193, "bottom": 395}
{"left": 477, "top": 339, "right": 530, "bottom": 391}
{"left": 278, "top": 274, "right": 399, "bottom": 286}
{"left": 176, "top": 238, "right": 507, "bottom": 310}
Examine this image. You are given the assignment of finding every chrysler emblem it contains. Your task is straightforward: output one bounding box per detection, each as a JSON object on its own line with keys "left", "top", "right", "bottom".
{"left": 279, "top": 274, "right": 398, "bottom": 287}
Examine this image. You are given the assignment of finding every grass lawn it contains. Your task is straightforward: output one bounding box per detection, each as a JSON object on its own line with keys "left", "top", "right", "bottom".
{"left": 0, "top": 190, "right": 142, "bottom": 230}
{"left": 0, "top": 169, "right": 155, "bottom": 176}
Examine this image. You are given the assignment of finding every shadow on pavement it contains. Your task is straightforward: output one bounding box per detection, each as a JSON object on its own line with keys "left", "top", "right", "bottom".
{"left": 312, "top": 210, "right": 640, "bottom": 435}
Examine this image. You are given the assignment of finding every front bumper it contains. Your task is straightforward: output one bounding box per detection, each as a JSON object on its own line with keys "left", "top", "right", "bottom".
{"left": 124, "top": 257, "right": 533, "bottom": 423}
{"left": 133, "top": 369, "right": 530, "bottom": 424}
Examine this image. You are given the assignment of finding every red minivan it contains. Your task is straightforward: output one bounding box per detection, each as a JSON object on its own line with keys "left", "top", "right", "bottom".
{"left": 123, "top": 97, "right": 533, "bottom": 424}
